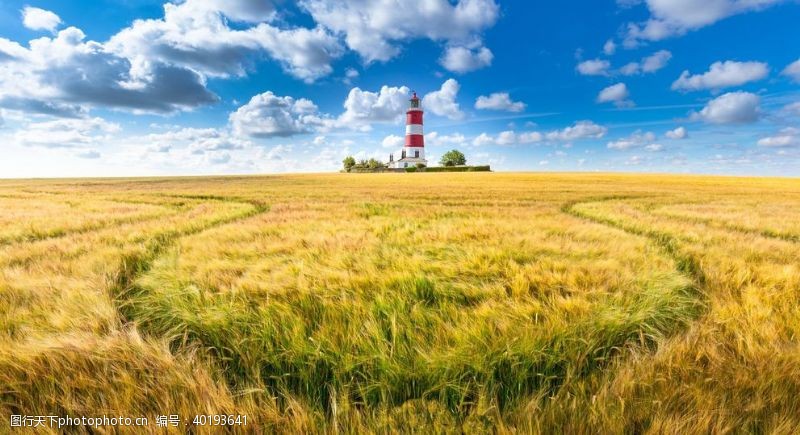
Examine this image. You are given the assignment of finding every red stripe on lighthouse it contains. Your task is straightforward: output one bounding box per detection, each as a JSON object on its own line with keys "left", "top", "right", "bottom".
{"left": 407, "top": 111, "right": 423, "bottom": 125}
{"left": 405, "top": 135, "right": 424, "bottom": 147}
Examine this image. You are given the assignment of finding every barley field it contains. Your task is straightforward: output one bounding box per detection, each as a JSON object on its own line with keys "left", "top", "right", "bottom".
{"left": 1, "top": 173, "right": 798, "bottom": 433}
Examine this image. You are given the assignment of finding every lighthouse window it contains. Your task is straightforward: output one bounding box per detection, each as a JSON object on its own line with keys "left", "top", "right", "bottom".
{"left": 414, "top": 150, "right": 419, "bottom": 158}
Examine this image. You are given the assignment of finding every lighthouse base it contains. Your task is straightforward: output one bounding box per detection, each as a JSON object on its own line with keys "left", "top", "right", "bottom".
{"left": 388, "top": 157, "right": 427, "bottom": 169}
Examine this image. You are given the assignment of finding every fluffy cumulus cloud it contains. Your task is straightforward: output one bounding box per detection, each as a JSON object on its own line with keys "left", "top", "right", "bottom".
{"left": 665, "top": 126, "right": 688, "bottom": 139}
{"left": 381, "top": 134, "right": 405, "bottom": 148}
{"left": 0, "top": 0, "right": 352, "bottom": 121}
{"left": 757, "top": 127, "right": 800, "bottom": 147}
{"left": 620, "top": 50, "right": 672, "bottom": 75}
{"left": 440, "top": 45, "right": 493, "bottom": 73}
{"left": 782, "top": 59, "right": 800, "bottom": 82}
{"left": 690, "top": 91, "right": 760, "bottom": 124}
{"left": 107, "top": 0, "right": 343, "bottom": 82}
{"left": 0, "top": 27, "right": 218, "bottom": 115}
{"left": 597, "top": 83, "right": 633, "bottom": 107}
{"left": 422, "top": 79, "right": 464, "bottom": 120}
{"left": 230, "top": 91, "right": 331, "bottom": 138}
{"left": 672, "top": 60, "right": 769, "bottom": 92}
{"left": 607, "top": 130, "right": 657, "bottom": 150}
{"left": 21, "top": 7, "right": 62, "bottom": 32}
{"left": 339, "top": 85, "right": 411, "bottom": 129}
{"left": 577, "top": 59, "right": 611, "bottom": 76}
{"left": 623, "top": 0, "right": 787, "bottom": 47}
{"left": 299, "top": 0, "right": 499, "bottom": 64}
{"left": 545, "top": 121, "right": 607, "bottom": 142}
{"left": 142, "top": 127, "right": 252, "bottom": 155}
{"left": 474, "top": 92, "right": 526, "bottom": 112}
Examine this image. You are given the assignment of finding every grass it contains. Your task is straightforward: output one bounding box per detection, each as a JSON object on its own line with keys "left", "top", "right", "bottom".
{"left": 0, "top": 173, "right": 798, "bottom": 432}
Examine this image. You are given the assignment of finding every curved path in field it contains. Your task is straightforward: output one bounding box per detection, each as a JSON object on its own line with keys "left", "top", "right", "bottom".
{"left": 108, "top": 195, "right": 270, "bottom": 327}
{"left": 561, "top": 195, "right": 707, "bottom": 287}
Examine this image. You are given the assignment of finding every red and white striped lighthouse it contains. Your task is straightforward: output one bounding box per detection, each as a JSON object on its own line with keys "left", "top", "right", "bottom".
{"left": 389, "top": 91, "right": 427, "bottom": 168}
{"left": 405, "top": 91, "right": 425, "bottom": 152}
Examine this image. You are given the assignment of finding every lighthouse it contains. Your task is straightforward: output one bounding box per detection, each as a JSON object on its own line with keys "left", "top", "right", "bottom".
{"left": 389, "top": 91, "right": 427, "bottom": 169}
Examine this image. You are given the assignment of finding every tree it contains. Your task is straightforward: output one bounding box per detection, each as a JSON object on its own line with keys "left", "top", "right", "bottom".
{"left": 342, "top": 156, "right": 356, "bottom": 172}
{"left": 366, "top": 158, "right": 386, "bottom": 169}
{"left": 439, "top": 149, "right": 466, "bottom": 167}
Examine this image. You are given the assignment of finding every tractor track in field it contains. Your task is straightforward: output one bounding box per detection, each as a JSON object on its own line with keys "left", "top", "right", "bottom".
{"left": 571, "top": 194, "right": 800, "bottom": 246}
{"left": 0, "top": 209, "right": 183, "bottom": 249}
{"left": 646, "top": 206, "right": 800, "bottom": 244}
{"left": 0, "top": 193, "right": 196, "bottom": 248}
{"left": 0, "top": 194, "right": 266, "bottom": 270}
{"left": 561, "top": 194, "right": 708, "bottom": 304}
{"left": 108, "top": 195, "right": 270, "bottom": 328}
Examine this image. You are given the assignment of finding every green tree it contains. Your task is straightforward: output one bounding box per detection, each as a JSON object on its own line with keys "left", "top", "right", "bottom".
{"left": 342, "top": 156, "right": 356, "bottom": 172}
{"left": 439, "top": 149, "right": 466, "bottom": 167}
{"left": 366, "top": 158, "right": 386, "bottom": 169}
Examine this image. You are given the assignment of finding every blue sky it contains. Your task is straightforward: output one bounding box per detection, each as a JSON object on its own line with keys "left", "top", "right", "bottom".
{"left": 0, "top": 0, "right": 799, "bottom": 177}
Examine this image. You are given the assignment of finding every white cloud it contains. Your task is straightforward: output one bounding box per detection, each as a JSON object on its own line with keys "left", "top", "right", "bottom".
{"left": 577, "top": 59, "right": 611, "bottom": 76}
{"left": 339, "top": 85, "right": 410, "bottom": 129}
{"left": 603, "top": 39, "right": 616, "bottom": 55}
{"left": 381, "top": 134, "right": 404, "bottom": 148}
{"left": 299, "top": 0, "right": 499, "bottom": 64}
{"left": 546, "top": 121, "right": 607, "bottom": 141}
{"left": 139, "top": 127, "right": 253, "bottom": 156}
{"left": 757, "top": 127, "right": 800, "bottom": 147}
{"left": 470, "top": 130, "right": 542, "bottom": 146}
{"left": 0, "top": 27, "right": 218, "bottom": 115}
{"left": 621, "top": 50, "right": 672, "bottom": 75}
{"left": 645, "top": 143, "right": 663, "bottom": 151}
{"left": 205, "top": 151, "right": 232, "bottom": 165}
{"left": 624, "top": 0, "right": 787, "bottom": 47}
{"left": 426, "top": 131, "right": 468, "bottom": 147}
{"left": 472, "top": 132, "right": 495, "bottom": 147}
{"left": 440, "top": 45, "right": 493, "bottom": 73}
{"left": 618, "top": 63, "right": 637, "bottom": 76}
{"left": 625, "top": 155, "right": 643, "bottom": 165}
{"left": 597, "top": 83, "right": 633, "bottom": 107}
{"left": 230, "top": 91, "right": 331, "bottom": 138}
{"left": 642, "top": 50, "right": 673, "bottom": 72}
{"left": 496, "top": 130, "right": 517, "bottom": 145}
{"left": 782, "top": 59, "right": 800, "bottom": 82}
{"left": 107, "top": 0, "right": 343, "bottom": 82}
{"left": 672, "top": 60, "right": 769, "bottom": 91}
{"left": 784, "top": 102, "right": 800, "bottom": 116}
{"left": 343, "top": 67, "right": 359, "bottom": 84}
{"left": 607, "top": 130, "right": 656, "bottom": 150}
{"left": 518, "top": 131, "right": 544, "bottom": 143}
{"left": 665, "top": 126, "right": 688, "bottom": 139}
{"left": 423, "top": 79, "right": 463, "bottom": 120}
{"left": 474, "top": 92, "right": 526, "bottom": 112}
{"left": 690, "top": 91, "right": 760, "bottom": 124}
{"left": 13, "top": 117, "right": 119, "bottom": 148}
{"left": 21, "top": 7, "right": 62, "bottom": 33}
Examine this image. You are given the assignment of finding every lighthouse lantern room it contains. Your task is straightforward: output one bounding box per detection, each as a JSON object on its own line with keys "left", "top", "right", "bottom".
{"left": 388, "top": 91, "right": 427, "bottom": 169}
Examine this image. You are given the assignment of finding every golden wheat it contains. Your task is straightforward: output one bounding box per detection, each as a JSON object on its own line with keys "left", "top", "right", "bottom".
{"left": 0, "top": 173, "right": 798, "bottom": 433}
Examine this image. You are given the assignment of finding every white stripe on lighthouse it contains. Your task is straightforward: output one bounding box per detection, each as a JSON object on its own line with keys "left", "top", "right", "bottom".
{"left": 405, "top": 124, "right": 423, "bottom": 135}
